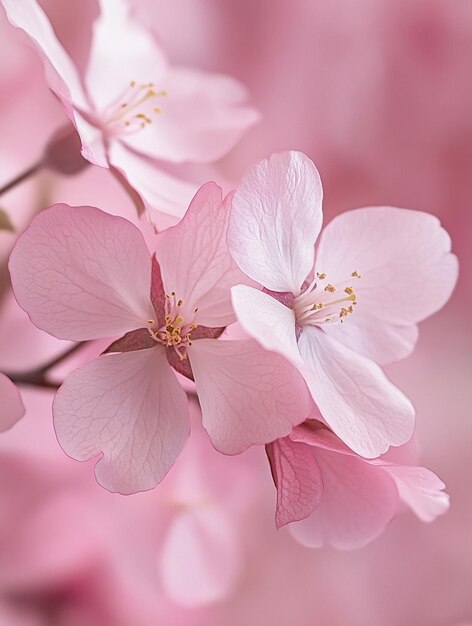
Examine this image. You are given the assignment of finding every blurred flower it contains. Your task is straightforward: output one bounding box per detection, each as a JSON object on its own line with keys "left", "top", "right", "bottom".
{"left": 228, "top": 151, "right": 458, "bottom": 458}
{"left": 0, "top": 388, "right": 257, "bottom": 623}
{"left": 1, "top": 0, "right": 259, "bottom": 217}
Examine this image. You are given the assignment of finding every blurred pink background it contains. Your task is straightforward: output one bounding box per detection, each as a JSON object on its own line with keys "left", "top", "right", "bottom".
{"left": 0, "top": 0, "right": 471, "bottom": 624}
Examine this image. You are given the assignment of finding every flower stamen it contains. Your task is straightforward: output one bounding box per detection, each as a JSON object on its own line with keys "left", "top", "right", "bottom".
{"left": 100, "top": 81, "right": 168, "bottom": 136}
{"left": 149, "top": 294, "right": 198, "bottom": 360}
{"left": 293, "top": 270, "right": 361, "bottom": 327}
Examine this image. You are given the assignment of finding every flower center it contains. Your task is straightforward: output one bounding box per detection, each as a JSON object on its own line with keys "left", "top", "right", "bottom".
{"left": 293, "top": 270, "right": 361, "bottom": 327}
{"left": 148, "top": 292, "right": 198, "bottom": 360}
{"left": 99, "top": 81, "right": 167, "bottom": 137}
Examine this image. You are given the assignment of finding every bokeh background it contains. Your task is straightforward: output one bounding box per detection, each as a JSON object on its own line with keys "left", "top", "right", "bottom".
{"left": 0, "top": 1, "right": 471, "bottom": 624}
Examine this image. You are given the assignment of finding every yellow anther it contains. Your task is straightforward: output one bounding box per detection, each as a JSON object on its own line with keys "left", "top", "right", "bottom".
{"left": 317, "top": 272, "right": 326, "bottom": 279}
{"left": 324, "top": 284, "right": 336, "bottom": 293}
{"left": 344, "top": 286, "right": 354, "bottom": 295}
{"left": 136, "top": 113, "right": 152, "bottom": 124}
{"left": 351, "top": 270, "right": 361, "bottom": 278}
{"left": 147, "top": 319, "right": 155, "bottom": 325}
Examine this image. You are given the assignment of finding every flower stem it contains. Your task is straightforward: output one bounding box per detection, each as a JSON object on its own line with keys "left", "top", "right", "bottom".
{"left": 5, "top": 341, "right": 85, "bottom": 389}
{"left": 0, "top": 162, "right": 42, "bottom": 197}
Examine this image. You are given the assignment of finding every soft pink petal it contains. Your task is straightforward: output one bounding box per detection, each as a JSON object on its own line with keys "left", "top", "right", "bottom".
{"left": 122, "top": 67, "right": 260, "bottom": 163}
{"left": 0, "top": 373, "right": 24, "bottom": 432}
{"left": 290, "top": 421, "right": 351, "bottom": 454}
{"left": 382, "top": 464, "right": 449, "bottom": 522}
{"left": 156, "top": 183, "right": 252, "bottom": 327}
{"left": 298, "top": 327, "right": 415, "bottom": 458}
{"left": 189, "top": 338, "right": 311, "bottom": 454}
{"left": 9, "top": 204, "right": 155, "bottom": 341}
{"left": 323, "top": 312, "right": 419, "bottom": 365}
{"left": 159, "top": 506, "right": 240, "bottom": 607}
{"left": 108, "top": 141, "right": 197, "bottom": 219}
{"left": 315, "top": 207, "right": 459, "bottom": 325}
{"left": 1, "top": 0, "right": 88, "bottom": 110}
{"left": 85, "top": 0, "right": 168, "bottom": 112}
{"left": 228, "top": 151, "right": 323, "bottom": 293}
{"left": 231, "top": 284, "right": 302, "bottom": 365}
{"left": 53, "top": 348, "right": 189, "bottom": 494}
{"left": 266, "top": 437, "right": 323, "bottom": 529}
{"left": 74, "top": 110, "right": 109, "bottom": 168}
{"left": 289, "top": 446, "right": 399, "bottom": 549}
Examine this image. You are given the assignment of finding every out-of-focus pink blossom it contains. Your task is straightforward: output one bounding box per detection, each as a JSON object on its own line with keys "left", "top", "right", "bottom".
{"left": 1, "top": 0, "right": 259, "bottom": 217}
{"left": 0, "top": 387, "right": 257, "bottom": 623}
{"left": 268, "top": 420, "right": 448, "bottom": 548}
{"left": 0, "top": 373, "right": 24, "bottom": 432}
{"left": 9, "top": 185, "right": 310, "bottom": 493}
{"left": 228, "top": 151, "right": 458, "bottom": 458}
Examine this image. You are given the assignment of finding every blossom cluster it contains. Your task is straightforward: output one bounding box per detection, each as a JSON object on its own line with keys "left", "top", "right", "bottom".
{"left": 0, "top": 0, "right": 460, "bottom": 583}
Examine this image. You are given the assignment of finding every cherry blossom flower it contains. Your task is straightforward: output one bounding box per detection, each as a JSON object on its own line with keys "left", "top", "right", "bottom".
{"left": 0, "top": 387, "right": 259, "bottom": 616}
{"left": 1, "top": 0, "right": 259, "bottom": 217}
{"left": 0, "top": 373, "right": 24, "bottom": 432}
{"left": 9, "top": 183, "right": 311, "bottom": 494}
{"left": 228, "top": 151, "right": 458, "bottom": 458}
{"left": 267, "top": 420, "right": 449, "bottom": 548}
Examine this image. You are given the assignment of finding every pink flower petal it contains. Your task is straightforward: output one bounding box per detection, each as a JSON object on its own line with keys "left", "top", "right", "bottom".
{"left": 289, "top": 445, "right": 399, "bottom": 549}
{"left": 382, "top": 464, "right": 449, "bottom": 522}
{"left": 84, "top": 0, "right": 168, "bottom": 112}
{"left": 0, "top": 373, "right": 24, "bottom": 432}
{"left": 108, "top": 141, "right": 197, "bottom": 219}
{"left": 298, "top": 327, "right": 415, "bottom": 458}
{"left": 73, "top": 110, "right": 109, "bottom": 168}
{"left": 53, "top": 348, "right": 189, "bottom": 494}
{"left": 290, "top": 421, "right": 352, "bottom": 454}
{"left": 1, "top": 0, "right": 107, "bottom": 169}
{"left": 159, "top": 506, "right": 240, "bottom": 607}
{"left": 156, "top": 183, "right": 252, "bottom": 327}
{"left": 1, "top": 0, "right": 88, "bottom": 110}
{"left": 9, "top": 204, "right": 155, "bottom": 340}
{"left": 323, "top": 312, "right": 419, "bottom": 365}
{"left": 228, "top": 151, "right": 323, "bottom": 293}
{"left": 189, "top": 338, "right": 311, "bottom": 454}
{"left": 266, "top": 437, "right": 323, "bottom": 529}
{"left": 122, "top": 67, "right": 260, "bottom": 164}
{"left": 315, "top": 207, "right": 459, "bottom": 325}
{"left": 231, "top": 284, "right": 302, "bottom": 366}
